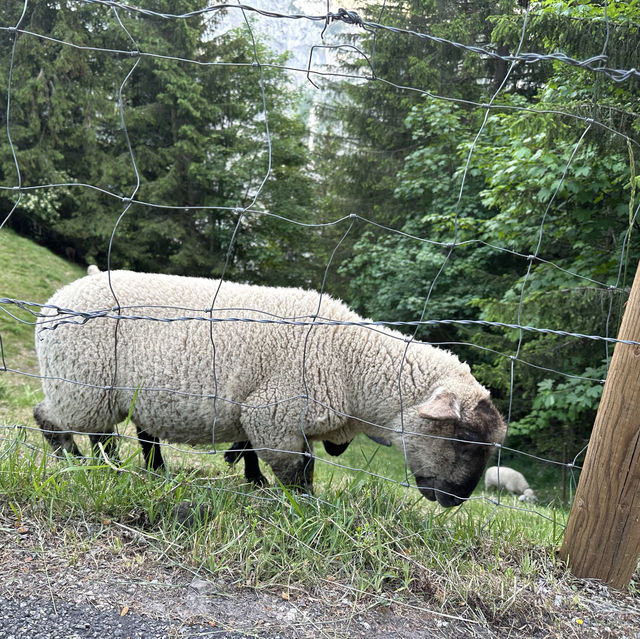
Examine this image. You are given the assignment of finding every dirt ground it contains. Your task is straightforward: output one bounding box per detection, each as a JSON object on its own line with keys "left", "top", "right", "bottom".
{"left": 1, "top": 510, "right": 639, "bottom": 639}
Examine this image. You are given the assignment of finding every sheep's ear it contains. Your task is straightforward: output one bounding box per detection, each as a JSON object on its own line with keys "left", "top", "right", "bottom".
{"left": 417, "top": 388, "right": 461, "bottom": 421}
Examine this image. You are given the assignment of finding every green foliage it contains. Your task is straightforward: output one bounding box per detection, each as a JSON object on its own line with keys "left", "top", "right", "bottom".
{"left": 321, "top": 0, "right": 640, "bottom": 460}
{"left": 510, "top": 365, "right": 604, "bottom": 438}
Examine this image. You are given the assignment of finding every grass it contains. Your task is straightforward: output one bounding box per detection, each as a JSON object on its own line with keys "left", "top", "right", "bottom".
{"left": 0, "top": 230, "right": 634, "bottom": 634}
{"left": 0, "top": 229, "right": 84, "bottom": 423}
{"left": 0, "top": 433, "right": 568, "bottom": 619}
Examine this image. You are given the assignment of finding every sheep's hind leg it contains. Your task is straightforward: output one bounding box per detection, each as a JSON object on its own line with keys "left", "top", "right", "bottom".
{"left": 33, "top": 401, "right": 82, "bottom": 457}
{"left": 223, "top": 441, "right": 247, "bottom": 466}
{"left": 224, "top": 441, "right": 268, "bottom": 486}
{"left": 89, "top": 433, "right": 120, "bottom": 464}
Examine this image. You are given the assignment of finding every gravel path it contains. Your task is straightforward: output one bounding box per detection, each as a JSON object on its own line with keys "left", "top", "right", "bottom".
{"left": 0, "top": 595, "right": 256, "bottom": 639}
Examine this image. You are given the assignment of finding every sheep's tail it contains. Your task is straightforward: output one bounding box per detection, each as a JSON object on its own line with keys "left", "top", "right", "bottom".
{"left": 87, "top": 265, "right": 101, "bottom": 276}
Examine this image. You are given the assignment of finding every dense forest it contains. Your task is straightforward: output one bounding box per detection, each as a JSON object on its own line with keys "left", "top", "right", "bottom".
{"left": 1, "top": 0, "right": 639, "bottom": 465}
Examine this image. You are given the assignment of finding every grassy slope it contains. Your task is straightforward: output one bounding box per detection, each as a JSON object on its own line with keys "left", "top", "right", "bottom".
{"left": 0, "top": 229, "right": 85, "bottom": 423}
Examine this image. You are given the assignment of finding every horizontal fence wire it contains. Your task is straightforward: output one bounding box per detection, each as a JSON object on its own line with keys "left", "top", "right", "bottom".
{"left": 2, "top": 297, "right": 638, "bottom": 347}
{"left": 0, "top": 0, "right": 638, "bottom": 524}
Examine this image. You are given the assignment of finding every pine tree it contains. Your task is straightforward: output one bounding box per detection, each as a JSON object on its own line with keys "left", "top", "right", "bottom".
{"left": 1, "top": 0, "right": 318, "bottom": 285}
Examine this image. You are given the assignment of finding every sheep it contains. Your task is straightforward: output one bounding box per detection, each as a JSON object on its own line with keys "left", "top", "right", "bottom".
{"left": 484, "top": 466, "right": 536, "bottom": 502}
{"left": 33, "top": 269, "right": 507, "bottom": 506}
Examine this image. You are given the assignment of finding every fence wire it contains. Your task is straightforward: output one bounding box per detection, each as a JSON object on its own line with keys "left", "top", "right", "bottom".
{"left": 0, "top": 0, "right": 639, "bottom": 525}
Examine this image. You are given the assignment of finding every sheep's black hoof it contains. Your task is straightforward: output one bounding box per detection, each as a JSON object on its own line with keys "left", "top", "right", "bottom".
{"left": 246, "top": 470, "right": 268, "bottom": 487}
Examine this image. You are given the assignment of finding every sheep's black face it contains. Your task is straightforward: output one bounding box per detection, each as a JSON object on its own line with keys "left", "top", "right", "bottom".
{"left": 414, "top": 474, "right": 485, "bottom": 507}
{"left": 404, "top": 393, "right": 506, "bottom": 508}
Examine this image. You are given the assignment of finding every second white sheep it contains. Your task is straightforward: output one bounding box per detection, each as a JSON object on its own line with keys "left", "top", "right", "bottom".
{"left": 484, "top": 465, "right": 536, "bottom": 502}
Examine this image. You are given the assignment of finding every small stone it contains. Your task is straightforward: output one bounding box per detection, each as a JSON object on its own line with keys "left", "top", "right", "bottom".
{"left": 189, "top": 577, "right": 210, "bottom": 592}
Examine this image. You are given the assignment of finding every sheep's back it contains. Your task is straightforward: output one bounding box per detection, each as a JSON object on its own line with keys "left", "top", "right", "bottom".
{"left": 35, "top": 271, "right": 360, "bottom": 439}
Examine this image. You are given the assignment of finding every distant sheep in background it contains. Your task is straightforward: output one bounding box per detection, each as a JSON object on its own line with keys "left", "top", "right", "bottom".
{"left": 484, "top": 465, "right": 536, "bottom": 502}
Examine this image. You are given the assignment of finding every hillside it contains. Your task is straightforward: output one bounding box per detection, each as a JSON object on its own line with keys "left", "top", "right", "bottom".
{"left": 0, "top": 229, "right": 84, "bottom": 423}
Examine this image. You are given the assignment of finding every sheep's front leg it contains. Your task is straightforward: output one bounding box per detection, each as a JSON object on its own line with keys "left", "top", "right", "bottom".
{"left": 89, "top": 433, "right": 119, "bottom": 463}
{"left": 224, "top": 441, "right": 268, "bottom": 486}
{"left": 136, "top": 427, "right": 164, "bottom": 471}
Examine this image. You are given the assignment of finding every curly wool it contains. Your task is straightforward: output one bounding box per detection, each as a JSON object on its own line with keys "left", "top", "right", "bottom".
{"left": 35, "top": 270, "right": 506, "bottom": 504}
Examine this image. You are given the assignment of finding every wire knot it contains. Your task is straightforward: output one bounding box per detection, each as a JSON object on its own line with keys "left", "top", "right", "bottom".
{"left": 330, "top": 8, "right": 364, "bottom": 27}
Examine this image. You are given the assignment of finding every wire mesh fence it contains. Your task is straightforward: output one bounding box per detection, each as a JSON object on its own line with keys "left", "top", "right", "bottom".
{"left": 1, "top": 0, "right": 639, "bottom": 535}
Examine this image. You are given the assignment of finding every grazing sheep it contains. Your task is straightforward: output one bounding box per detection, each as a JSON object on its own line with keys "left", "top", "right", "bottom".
{"left": 484, "top": 466, "right": 536, "bottom": 502}
{"left": 33, "top": 269, "right": 507, "bottom": 506}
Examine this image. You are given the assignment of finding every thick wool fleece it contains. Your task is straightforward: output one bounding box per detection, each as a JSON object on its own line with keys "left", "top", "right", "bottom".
{"left": 35, "top": 270, "right": 506, "bottom": 504}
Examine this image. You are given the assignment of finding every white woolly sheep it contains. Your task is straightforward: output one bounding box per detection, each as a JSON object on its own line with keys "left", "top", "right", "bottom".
{"left": 47, "top": 269, "right": 343, "bottom": 486}
{"left": 34, "top": 269, "right": 507, "bottom": 506}
{"left": 484, "top": 466, "right": 536, "bottom": 502}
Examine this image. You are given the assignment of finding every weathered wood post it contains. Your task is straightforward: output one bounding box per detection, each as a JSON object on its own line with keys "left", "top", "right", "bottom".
{"left": 559, "top": 260, "right": 640, "bottom": 589}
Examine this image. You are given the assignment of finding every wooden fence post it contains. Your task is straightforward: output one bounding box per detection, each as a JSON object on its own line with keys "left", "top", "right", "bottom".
{"left": 559, "top": 260, "right": 640, "bottom": 590}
